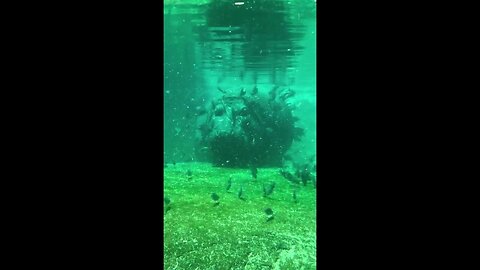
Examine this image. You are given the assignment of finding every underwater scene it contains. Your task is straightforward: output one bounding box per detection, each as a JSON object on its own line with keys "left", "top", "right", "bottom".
{"left": 164, "top": 0, "right": 316, "bottom": 269}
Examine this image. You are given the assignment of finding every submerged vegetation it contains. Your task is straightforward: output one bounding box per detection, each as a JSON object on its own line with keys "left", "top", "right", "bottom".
{"left": 164, "top": 162, "right": 316, "bottom": 269}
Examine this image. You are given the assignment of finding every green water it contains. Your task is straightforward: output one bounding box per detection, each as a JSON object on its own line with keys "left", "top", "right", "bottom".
{"left": 164, "top": 0, "right": 316, "bottom": 268}
{"left": 164, "top": 163, "right": 316, "bottom": 269}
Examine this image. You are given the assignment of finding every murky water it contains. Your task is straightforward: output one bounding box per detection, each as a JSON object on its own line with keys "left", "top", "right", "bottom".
{"left": 164, "top": 0, "right": 316, "bottom": 164}
{"left": 164, "top": 1, "right": 316, "bottom": 268}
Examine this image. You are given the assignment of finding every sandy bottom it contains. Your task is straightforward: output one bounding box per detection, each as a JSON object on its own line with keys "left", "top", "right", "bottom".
{"left": 164, "top": 162, "right": 316, "bottom": 270}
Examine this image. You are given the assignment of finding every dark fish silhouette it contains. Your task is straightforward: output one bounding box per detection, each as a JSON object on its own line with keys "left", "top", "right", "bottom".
{"left": 263, "top": 182, "right": 275, "bottom": 197}
{"left": 269, "top": 182, "right": 276, "bottom": 193}
{"left": 293, "top": 127, "right": 305, "bottom": 141}
{"left": 214, "top": 105, "right": 225, "bottom": 116}
{"left": 238, "top": 186, "right": 245, "bottom": 200}
{"left": 295, "top": 168, "right": 301, "bottom": 178}
{"left": 251, "top": 166, "right": 258, "bottom": 180}
{"left": 164, "top": 197, "right": 172, "bottom": 212}
{"left": 300, "top": 169, "right": 311, "bottom": 186}
{"left": 211, "top": 193, "right": 220, "bottom": 206}
{"left": 280, "top": 169, "right": 299, "bottom": 184}
{"left": 293, "top": 190, "right": 298, "bottom": 203}
{"left": 226, "top": 177, "right": 232, "bottom": 192}
{"left": 279, "top": 88, "right": 295, "bottom": 101}
{"left": 199, "top": 123, "right": 212, "bottom": 137}
{"left": 269, "top": 85, "right": 279, "bottom": 101}
{"left": 239, "top": 87, "right": 246, "bottom": 96}
{"left": 265, "top": 208, "right": 274, "bottom": 221}
{"left": 217, "top": 87, "right": 227, "bottom": 94}
{"left": 172, "top": 160, "right": 176, "bottom": 166}
{"left": 252, "top": 86, "right": 258, "bottom": 95}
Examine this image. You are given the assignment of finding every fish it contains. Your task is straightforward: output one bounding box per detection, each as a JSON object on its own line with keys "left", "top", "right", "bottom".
{"left": 252, "top": 86, "right": 258, "bottom": 95}
{"left": 239, "top": 87, "right": 246, "bottom": 96}
{"left": 280, "top": 169, "right": 299, "bottom": 184}
{"left": 269, "top": 85, "right": 279, "bottom": 101}
{"left": 211, "top": 193, "right": 220, "bottom": 206}
{"left": 238, "top": 186, "right": 245, "bottom": 200}
{"left": 174, "top": 127, "right": 181, "bottom": 136}
{"left": 268, "top": 182, "right": 275, "bottom": 195}
{"left": 199, "top": 123, "right": 212, "bottom": 137}
{"left": 226, "top": 177, "right": 232, "bottom": 192}
{"left": 300, "top": 169, "right": 311, "bottom": 186}
{"left": 264, "top": 208, "right": 274, "bottom": 221}
{"left": 187, "top": 169, "right": 193, "bottom": 180}
{"left": 251, "top": 166, "right": 258, "bottom": 180}
{"left": 279, "top": 88, "right": 296, "bottom": 101}
{"left": 263, "top": 182, "right": 275, "bottom": 197}
{"left": 217, "top": 87, "right": 227, "bottom": 94}
{"left": 164, "top": 197, "right": 172, "bottom": 212}
{"left": 293, "top": 190, "right": 298, "bottom": 203}
{"left": 295, "top": 168, "right": 301, "bottom": 178}
{"left": 293, "top": 127, "right": 305, "bottom": 141}
{"left": 214, "top": 105, "right": 225, "bottom": 116}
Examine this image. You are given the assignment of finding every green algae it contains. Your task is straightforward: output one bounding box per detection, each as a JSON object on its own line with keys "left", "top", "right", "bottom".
{"left": 164, "top": 162, "right": 316, "bottom": 269}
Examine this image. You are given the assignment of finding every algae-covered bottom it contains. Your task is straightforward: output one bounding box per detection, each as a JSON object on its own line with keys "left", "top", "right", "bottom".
{"left": 164, "top": 162, "right": 316, "bottom": 270}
